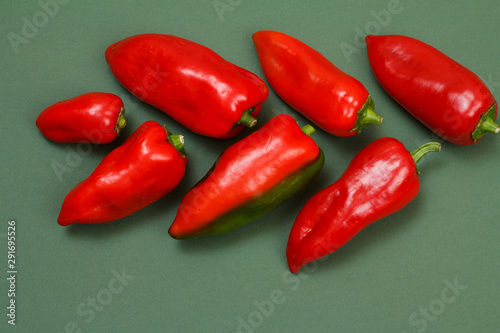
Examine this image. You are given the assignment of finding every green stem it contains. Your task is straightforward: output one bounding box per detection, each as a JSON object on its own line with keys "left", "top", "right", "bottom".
{"left": 301, "top": 124, "right": 315, "bottom": 137}
{"left": 230, "top": 107, "right": 258, "bottom": 132}
{"left": 351, "top": 96, "right": 382, "bottom": 134}
{"left": 164, "top": 125, "right": 186, "bottom": 158}
{"left": 239, "top": 111, "right": 258, "bottom": 127}
{"left": 471, "top": 104, "right": 500, "bottom": 142}
{"left": 410, "top": 142, "right": 441, "bottom": 173}
{"left": 169, "top": 134, "right": 185, "bottom": 151}
{"left": 239, "top": 107, "right": 258, "bottom": 127}
{"left": 115, "top": 108, "right": 127, "bottom": 137}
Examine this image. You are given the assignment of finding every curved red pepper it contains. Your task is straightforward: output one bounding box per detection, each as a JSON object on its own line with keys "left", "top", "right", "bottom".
{"left": 169, "top": 114, "right": 324, "bottom": 239}
{"left": 105, "top": 33, "right": 269, "bottom": 139}
{"left": 286, "top": 137, "right": 440, "bottom": 273}
{"left": 58, "top": 121, "right": 187, "bottom": 226}
{"left": 252, "top": 30, "right": 382, "bottom": 137}
{"left": 366, "top": 34, "right": 499, "bottom": 145}
{"left": 36, "top": 92, "right": 126, "bottom": 144}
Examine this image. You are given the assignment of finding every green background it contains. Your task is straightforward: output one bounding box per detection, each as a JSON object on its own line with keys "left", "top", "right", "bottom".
{"left": 1, "top": 0, "right": 499, "bottom": 332}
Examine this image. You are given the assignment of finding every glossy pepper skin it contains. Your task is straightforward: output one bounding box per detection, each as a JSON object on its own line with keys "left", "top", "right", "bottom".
{"left": 58, "top": 121, "right": 187, "bottom": 226}
{"left": 169, "top": 114, "right": 324, "bottom": 239}
{"left": 105, "top": 33, "right": 269, "bottom": 139}
{"left": 286, "top": 137, "right": 441, "bottom": 273}
{"left": 36, "top": 92, "right": 126, "bottom": 144}
{"left": 366, "top": 34, "right": 499, "bottom": 145}
{"left": 252, "top": 30, "right": 382, "bottom": 137}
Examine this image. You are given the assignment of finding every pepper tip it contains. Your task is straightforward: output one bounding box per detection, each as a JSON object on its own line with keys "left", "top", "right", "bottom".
{"left": 286, "top": 256, "right": 302, "bottom": 274}
{"left": 288, "top": 264, "right": 301, "bottom": 274}
{"left": 168, "top": 223, "right": 185, "bottom": 240}
{"left": 57, "top": 218, "right": 73, "bottom": 227}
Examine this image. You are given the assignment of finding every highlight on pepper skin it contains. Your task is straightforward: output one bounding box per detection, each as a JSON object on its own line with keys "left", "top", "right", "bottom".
{"left": 286, "top": 137, "right": 441, "bottom": 273}
{"left": 36, "top": 92, "right": 126, "bottom": 144}
{"left": 365, "top": 34, "right": 499, "bottom": 145}
{"left": 252, "top": 30, "right": 382, "bottom": 137}
{"left": 168, "top": 114, "right": 324, "bottom": 239}
{"left": 57, "top": 121, "right": 187, "bottom": 226}
{"left": 105, "top": 33, "right": 269, "bottom": 139}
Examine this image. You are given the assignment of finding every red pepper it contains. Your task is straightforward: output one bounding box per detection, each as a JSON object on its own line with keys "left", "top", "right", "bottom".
{"left": 252, "top": 30, "right": 382, "bottom": 137}
{"left": 366, "top": 34, "right": 499, "bottom": 145}
{"left": 58, "top": 121, "right": 187, "bottom": 226}
{"left": 169, "top": 114, "right": 324, "bottom": 239}
{"left": 105, "top": 33, "right": 269, "bottom": 139}
{"left": 36, "top": 92, "right": 126, "bottom": 144}
{"left": 286, "top": 137, "right": 440, "bottom": 273}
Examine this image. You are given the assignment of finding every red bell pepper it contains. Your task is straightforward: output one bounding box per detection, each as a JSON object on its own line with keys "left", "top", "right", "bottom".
{"left": 36, "top": 92, "right": 126, "bottom": 144}
{"left": 105, "top": 33, "right": 269, "bottom": 139}
{"left": 366, "top": 34, "right": 499, "bottom": 145}
{"left": 169, "top": 114, "right": 324, "bottom": 239}
{"left": 286, "top": 137, "right": 441, "bottom": 273}
{"left": 252, "top": 30, "right": 382, "bottom": 137}
{"left": 58, "top": 121, "right": 187, "bottom": 226}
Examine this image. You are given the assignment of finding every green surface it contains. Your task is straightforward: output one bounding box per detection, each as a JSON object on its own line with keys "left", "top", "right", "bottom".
{"left": 1, "top": 0, "right": 499, "bottom": 332}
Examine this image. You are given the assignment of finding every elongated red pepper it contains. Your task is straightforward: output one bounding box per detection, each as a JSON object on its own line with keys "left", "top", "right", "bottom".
{"left": 58, "top": 121, "right": 187, "bottom": 226}
{"left": 252, "top": 30, "right": 382, "bottom": 136}
{"left": 366, "top": 34, "right": 499, "bottom": 145}
{"left": 286, "top": 137, "right": 440, "bottom": 273}
{"left": 36, "top": 92, "right": 126, "bottom": 144}
{"left": 105, "top": 33, "right": 269, "bottom": 139}
{"left": 169, "top": 114, "right": 324, "bottom": 239}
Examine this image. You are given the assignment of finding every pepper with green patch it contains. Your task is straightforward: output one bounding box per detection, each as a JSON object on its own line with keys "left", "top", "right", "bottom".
{"left": 169, "top": 114, "right": 324, "bottom": 239}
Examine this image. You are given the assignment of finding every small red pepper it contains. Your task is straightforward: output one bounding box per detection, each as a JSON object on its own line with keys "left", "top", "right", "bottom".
{"left": 58, "top": 121, "right": 187, "bottom": 226}
{"left": 105, "top": 33, "right": 269, "bottom": 139}
{"left": 366, "top": 34, "right": 500, "bottom": 145}
{"left": 252, "top": 30, "right": 382, "bottom": 137}
{"left": 36, "top": 92, "right": 126, "bottom": 144}
{"left": 286, "top": 137, "right": 440, "bottom": 273}
{"left": 169, "top": 114, "right": 324, "bottom": 239}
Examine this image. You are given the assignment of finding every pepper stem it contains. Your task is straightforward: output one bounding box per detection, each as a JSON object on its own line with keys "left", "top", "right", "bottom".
{"left": 230, "top": 107, "right": 258, "bottom": 132}
{"left": 301, "top": 124, "right": 315, "bottom": 136}
{"left": 169, "top": 134, "right": 185, "bottom": 151}
{"left": 471, "top": 104, "right": 500, "bottom": 142}
{"left": 239, "top": 112, "right": 257, "bottom": 127}
{"left": 410, "top": 142, "right": 441, "bottom": 173}
{"left": 238, "top": 107, "right": 258, "bottom": 128}
{"left": 164, "top": 125, "right": 186, "bottom": 158}
{"left": 115, "top": 108, "right": 126, "bottom": 137}
{"left": 351, "top": 96, "right": 382, "bottom": 134}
